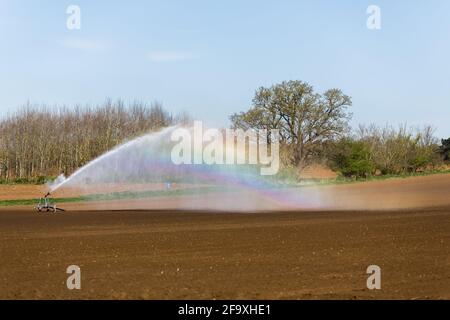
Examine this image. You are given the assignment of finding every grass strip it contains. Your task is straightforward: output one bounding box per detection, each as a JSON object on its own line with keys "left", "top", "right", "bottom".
{"left": 0, "top": 186, "right": 223, "bottom": 207}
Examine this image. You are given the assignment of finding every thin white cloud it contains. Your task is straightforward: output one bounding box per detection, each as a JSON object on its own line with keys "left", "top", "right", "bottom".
{"left": 61, "top": 38, "right": 107, "bottom": 52}
{"left": 146, "top": 51, "right": 196, "bottom": 62}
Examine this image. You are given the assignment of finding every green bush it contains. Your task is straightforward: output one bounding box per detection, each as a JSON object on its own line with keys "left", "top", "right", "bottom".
{"left": 35, "top": 176, "right": 49, "bottom": 185}
{"left": 0, "top": 175, "right": 53, "bottom": 185}
{"left": 13, "top": 177, "right": 30, "bottom": 184}
{"left": 411, "top": 154, "right": 431, "bottom": 170}
{"left": 329, "top": 139, "right": 374, "bottom": 178}
{"left": 441, "top": 138, "right": 450, "bottom": 161}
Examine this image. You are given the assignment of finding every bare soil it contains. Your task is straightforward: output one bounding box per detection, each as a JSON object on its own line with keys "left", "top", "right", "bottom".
{"left": 0, "top": 209, "right": 449, "bottom": 299}
{"left": 0, "top": 174, "right": 449, "bottom": 299}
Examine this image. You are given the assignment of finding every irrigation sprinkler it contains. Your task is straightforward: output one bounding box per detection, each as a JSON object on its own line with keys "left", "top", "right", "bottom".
{"left": 34, "top": 192, "right": 65, "bottom": 213}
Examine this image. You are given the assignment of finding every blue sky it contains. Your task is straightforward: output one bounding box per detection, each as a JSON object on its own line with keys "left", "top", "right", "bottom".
{"left": 1, "top": 0, "right": 449, "bottom": 137}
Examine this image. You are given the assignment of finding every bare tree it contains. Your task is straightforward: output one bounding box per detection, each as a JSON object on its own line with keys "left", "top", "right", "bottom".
{"left": 230, "top": 80, "right": 352, "bottom": 167}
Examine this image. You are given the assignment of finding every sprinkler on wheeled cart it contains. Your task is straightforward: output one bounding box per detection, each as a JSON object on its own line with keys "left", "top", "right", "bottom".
{"left": 35, "top": 192, "right": 65, "bottom": 213}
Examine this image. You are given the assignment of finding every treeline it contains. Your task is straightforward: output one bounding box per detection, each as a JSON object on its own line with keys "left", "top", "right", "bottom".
{"left": 0, "top": 100, "right": 187, "bottom": 182}
{"left": 1, "top": 80, "right": 449, "bottom": 183}
{"left": 325, "top": 124, "right": 447, "bottom": 178}
{"left": 231, "top": 80, "right": 450, "bottom": 179}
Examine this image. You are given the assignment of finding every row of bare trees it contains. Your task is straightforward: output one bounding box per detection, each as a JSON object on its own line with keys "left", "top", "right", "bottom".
{"left": 325, "top": 124, "right": 443, "bottom": 178}
{"left": 0, "top": 100, "right": 187, "bottom": 181}
{"left": 355, "top": 124, "right": 440, "bottom": 173}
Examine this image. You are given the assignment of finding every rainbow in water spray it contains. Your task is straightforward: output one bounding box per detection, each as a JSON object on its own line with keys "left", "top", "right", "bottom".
{"left": 47, "top": 125, "right": 321, "bottom": 210}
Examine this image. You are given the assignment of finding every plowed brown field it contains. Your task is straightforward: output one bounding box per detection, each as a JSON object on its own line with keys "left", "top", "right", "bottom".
{"left": 1, "top": 174, "right": 449, "bottom": 299}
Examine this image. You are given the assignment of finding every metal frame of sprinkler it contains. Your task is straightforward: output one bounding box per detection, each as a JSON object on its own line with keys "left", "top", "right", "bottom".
{"left": 34, "top": 192, "right": 65, "bottom": 213}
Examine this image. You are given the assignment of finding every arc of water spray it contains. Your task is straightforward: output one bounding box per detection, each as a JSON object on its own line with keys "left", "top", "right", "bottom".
{"left": 49, "top": 126, "right": 177, "bottom": 193}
